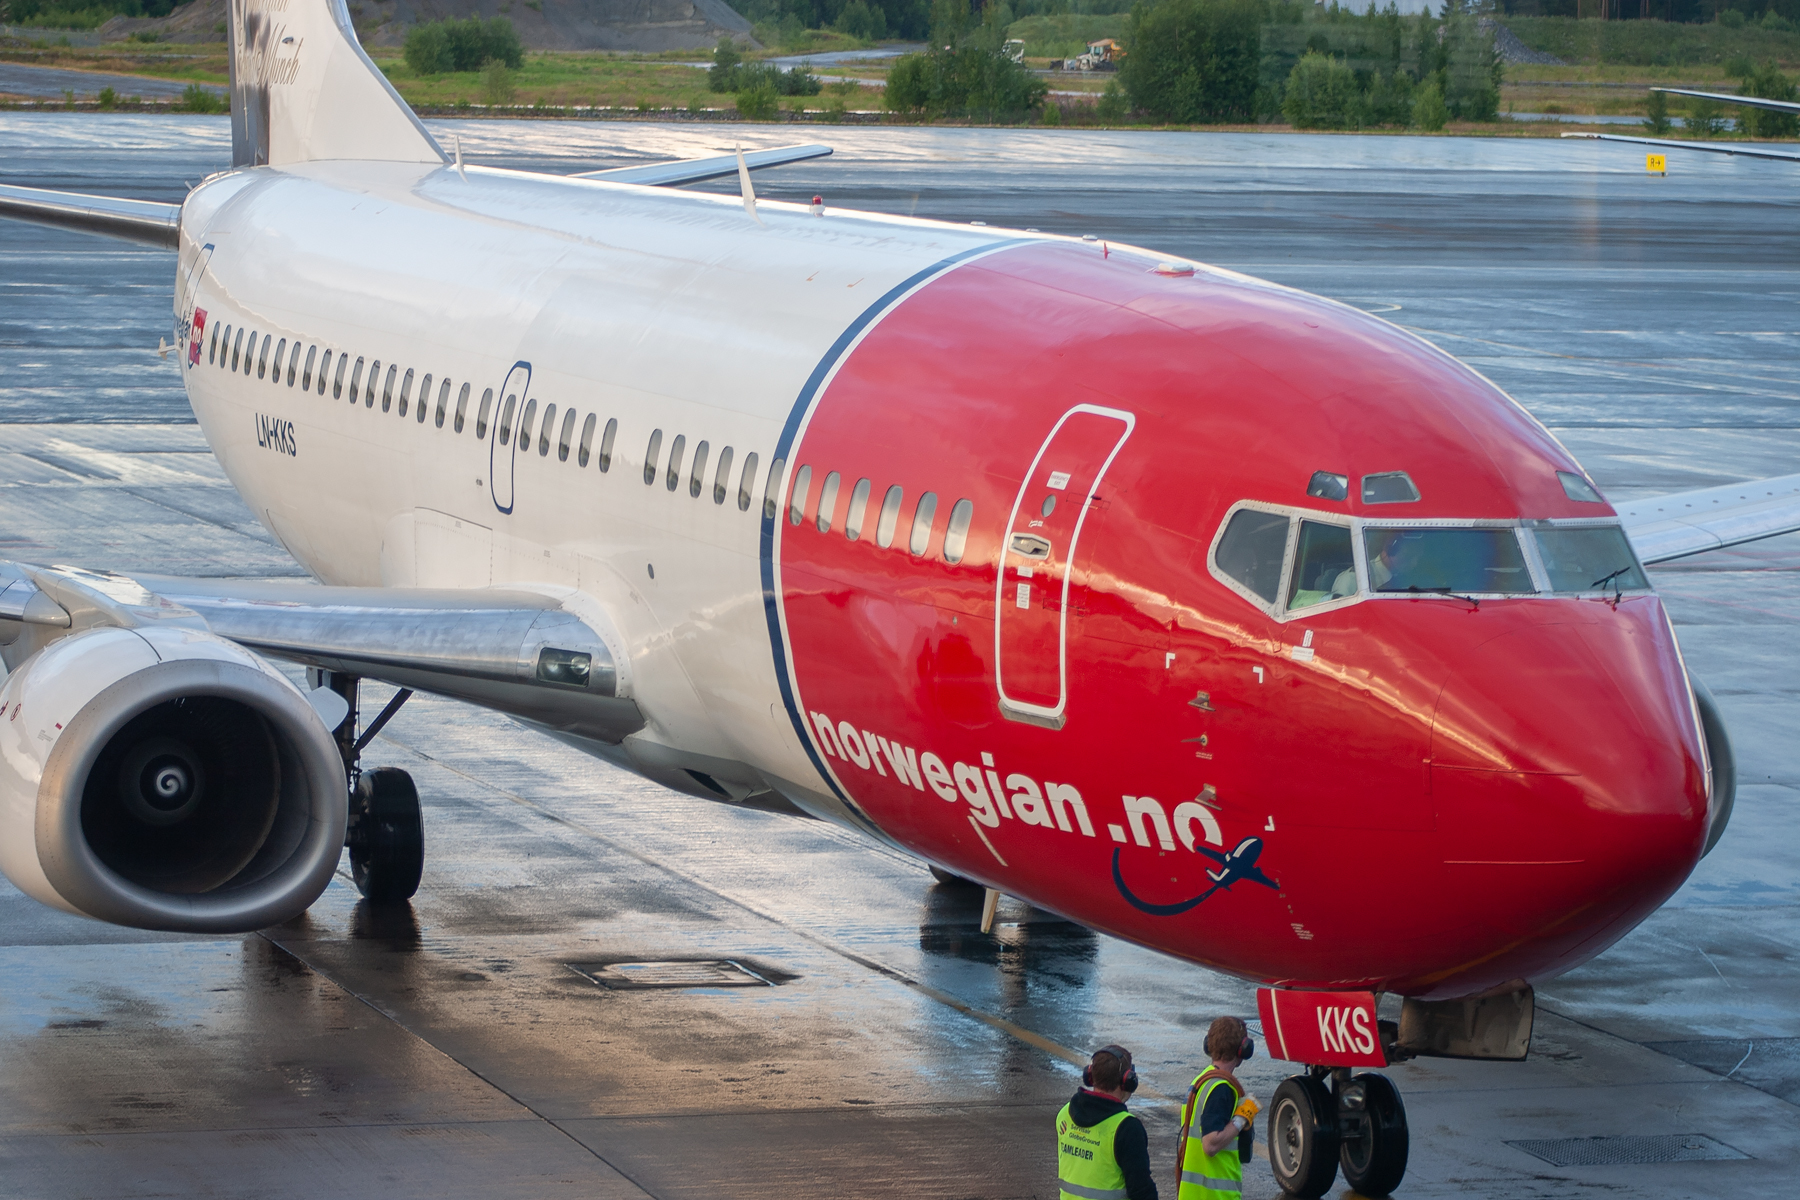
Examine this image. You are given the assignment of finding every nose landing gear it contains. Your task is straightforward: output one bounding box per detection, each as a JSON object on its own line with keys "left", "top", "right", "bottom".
{"left": 1269, "top": 1068, "right": 1409, "bottom": 1198}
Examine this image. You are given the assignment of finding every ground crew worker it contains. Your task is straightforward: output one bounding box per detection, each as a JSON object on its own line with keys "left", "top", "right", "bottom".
{"left": 1174, "top": 1016, "right": 1260, "bottom": 1200}
{"left": 1056, "top": 1044, "right": 1158, "bottom": 1200}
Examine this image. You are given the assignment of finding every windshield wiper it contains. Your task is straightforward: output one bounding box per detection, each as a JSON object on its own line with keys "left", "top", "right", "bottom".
{"left": 1590, "top": 566, "right": 1632, "bottom": 590}
{"left": 1377, "top": 585, "right": 1480, "bottom": 610}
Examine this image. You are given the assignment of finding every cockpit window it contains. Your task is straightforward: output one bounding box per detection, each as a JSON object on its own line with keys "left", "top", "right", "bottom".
{"left": 1361, "top": 472, "right": 1420, "bottom": 504}
{"left": 1365, "top": 527, "right": 1533, "bottom": 595}
{"left": 1214, "top": 508, "right": 1291, "bottom": 604}
{"left": 1532, "top": 526, "right": 1647, "bottom": 592}
{"left": 1287, "top": 521, "right": 1356, "bottom": 610}
{"left": 1557, "top": 471, "right": 1604, "bottom": 504}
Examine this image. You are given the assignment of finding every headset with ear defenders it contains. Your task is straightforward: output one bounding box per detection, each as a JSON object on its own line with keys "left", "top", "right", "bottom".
{"left": 1082, "top": 1044, "right": 1139, "bottom": 1094}
{"left": 1238, "top": 1034, "right": 1256, "bottom": 1063}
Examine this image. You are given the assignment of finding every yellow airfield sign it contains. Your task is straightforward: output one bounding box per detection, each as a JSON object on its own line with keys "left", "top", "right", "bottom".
{"left": 1647, "top": 153, "right": 1667, "bottom": 175}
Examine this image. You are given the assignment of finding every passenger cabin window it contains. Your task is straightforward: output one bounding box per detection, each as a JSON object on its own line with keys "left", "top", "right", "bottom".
{"left": 789, "top": 465, "right": 813, "bottom": 525}
{"left": 1287, "top": 521, "right": 1356, "bottom": 611}
{"left": 876, "top": 485, "right": 903, "bottom": 548}
{"left": 1214, "top": 508, "right": 1290, "bottom": 604}
{"left": 817, "top": 471, "right": 842, "bottom": 532}
{"left": 558, "top": 408, "right": 576, "bottom": 461}
{"left": 398, "top": 369, "right": 414, "bottom": 417}
{"left": 447, "top": 381, "right": 463, "bottom": 431}
{"left": 598, "top": 418, "right": 617, "bottom": 472}
{"left": 333, "top": 354, "right": 348, "bottom": 399}
{"left": 665, "top": 435, "right": 687, "bottom": 492}
{"left": 498, "top": 394, "right": 518, "bottom": 445}
{"left": 845, "top": 478, "right": 872, "bottom": 541}
{"left": 349, "top": 357, "right": 365, "bottom": 404}
{"left": 253, "top": 333, "right": 266, "bottom": 377}
{"left": 433, "top": 379, "right": 449, "bottom": 427}
{"left": 763, "top": 457, "right": 784, "bottom": 520}
{"left": 910, "top": 492, "right": 938, "bottom": 556}
{"left": 942, "top": 498, "right": 974, "bottom": 564}
{"left": 1532, "top": 526, "right": 1647, "bottom": 592}
{"left": 380, "top": 364, "right": 397, "bottom": 412}
{"left": 302, "top": 346, "right": 316, "bottom": 391}
{"left": 713, "top": 446, "right": 733, "bottom": 504}
{"left": 578, "top": 414, "right": 597, "bottom": 466}
{"left": 1364, "top": 527, "right": 1532, "bottom": 595}
{"left": 523, "top": 401, "right": 544, "bottom": 455}
{"left": 272, "top": 339, "right": 286, "bottom": 382}
{"left": 207, "top": 325, "right": 219, "bottom": 365}
{"left": 737, "top": 451, "right": 758, "bottom": 511}
{"left": 474, "top": 388, "right": 493, "bottom": 438}
{"left": 231, "top": 328, "right": 243, "bottom": 371}
{"left": 1361, "top": 472, "right": 1420, "bottom": 504}
{"left": 644, "top": 426, "right": 666, "bottom": 482}
{"left": 689, "top": 440, "right": 709, "bottom": 498}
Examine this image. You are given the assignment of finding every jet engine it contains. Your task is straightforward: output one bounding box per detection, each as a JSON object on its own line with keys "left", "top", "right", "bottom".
{"left": 1693, "top": 678, "right": 1735, "bottom": 857}
{"left": 0, "top": 625, "right": 346, "bottom": 932}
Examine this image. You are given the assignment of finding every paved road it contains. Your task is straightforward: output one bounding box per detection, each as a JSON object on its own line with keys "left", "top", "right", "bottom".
{"left": 0, "top": 62, "right": 223, "bottom": 100}
{"left": 1, "top": 114, "right": 1797, "bottom": 1198}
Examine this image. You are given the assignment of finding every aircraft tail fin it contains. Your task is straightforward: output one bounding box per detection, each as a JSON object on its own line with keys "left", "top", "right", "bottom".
{"left": 229, "top": 0, "right": 445, "bottom": 168}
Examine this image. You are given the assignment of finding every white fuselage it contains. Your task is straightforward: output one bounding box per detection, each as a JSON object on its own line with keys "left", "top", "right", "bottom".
{"left": 178, "top": 160, "right": 1012, "bottom": 823}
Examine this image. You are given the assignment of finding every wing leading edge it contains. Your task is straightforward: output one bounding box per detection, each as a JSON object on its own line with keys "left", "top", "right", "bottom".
{"left": 1617, "top": 474, "right": 1800, "bottom": 564}
{"left": 1560, "top": 131, "right": 1800, "bottom": 163}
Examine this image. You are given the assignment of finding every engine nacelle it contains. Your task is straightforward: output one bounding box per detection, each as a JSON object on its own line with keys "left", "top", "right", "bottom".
{"left": 0, "top": 624, "right": 346, "bottom": 931}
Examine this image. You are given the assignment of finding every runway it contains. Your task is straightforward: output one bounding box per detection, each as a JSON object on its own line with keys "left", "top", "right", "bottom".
{"left": 1, "top": 114, "right": 1797, "bottom": 1198}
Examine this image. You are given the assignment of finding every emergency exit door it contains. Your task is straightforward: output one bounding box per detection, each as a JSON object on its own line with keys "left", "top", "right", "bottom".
{"left": 489, "top": 361, "right": 530, "bottom": 516}
{"left": 995, "top": 404, "right": 1135, "bottom": 728}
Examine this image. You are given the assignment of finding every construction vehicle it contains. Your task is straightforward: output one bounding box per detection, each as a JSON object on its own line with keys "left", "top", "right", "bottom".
{"left": 1065, "top": 38, "right": 1124, "bottom": 71}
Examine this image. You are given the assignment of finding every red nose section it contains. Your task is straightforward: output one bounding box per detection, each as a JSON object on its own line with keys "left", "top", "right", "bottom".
{"left": 1417, "top": 595, "right": 1709, "bottom": 995}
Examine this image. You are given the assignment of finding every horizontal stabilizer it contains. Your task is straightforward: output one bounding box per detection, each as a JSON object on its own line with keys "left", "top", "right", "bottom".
{"left": 1652, "top": 87, "right": 1800, "bottom": 115}
{"left": 1561, "top": 131, "right": 1800, "bottom": 163}
{"left": 1618, "top": 473, "right": 1800, "bottom": 564}
{"left": 575, "top": 143, "right": 832, "bottom": 187}
{"left": 0, "top": 183, "right": 180, "bottom": 247}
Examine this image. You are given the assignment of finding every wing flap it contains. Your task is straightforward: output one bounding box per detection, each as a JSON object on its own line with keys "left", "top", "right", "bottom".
{"left": 1618, "top": 474, "right": 1800, "bottom": 564}
{"left": 576, "top": 143, "right": 832, "bottom": 187}
{"left": 0, "top": 183, "right": 181, "bottom": 247}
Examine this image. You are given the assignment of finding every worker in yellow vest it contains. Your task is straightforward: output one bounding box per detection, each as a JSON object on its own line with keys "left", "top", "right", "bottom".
{"left": 1174, "top": 1016, "right": 1261, "bottom": 1200}
{"left": 1056, "top": 1043, "right": 1158, "bottom": 1200}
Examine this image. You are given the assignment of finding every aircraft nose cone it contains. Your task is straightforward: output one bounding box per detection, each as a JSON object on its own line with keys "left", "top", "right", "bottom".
{"left": 1429, "top": 597, "right": 1710, "bottom": 977}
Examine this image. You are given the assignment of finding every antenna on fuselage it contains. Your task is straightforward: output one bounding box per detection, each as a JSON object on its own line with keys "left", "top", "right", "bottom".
{"left": 736, "top": 146, "right": 763, "bottom": 225}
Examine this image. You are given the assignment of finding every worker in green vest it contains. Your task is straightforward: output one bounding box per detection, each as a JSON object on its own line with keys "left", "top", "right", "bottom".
{"left": 1174, "top": 1016, "right": 1261, "bottom": 1200}
{"left": 1056, "top": 1043, "right": 1158, "bottom": 1200}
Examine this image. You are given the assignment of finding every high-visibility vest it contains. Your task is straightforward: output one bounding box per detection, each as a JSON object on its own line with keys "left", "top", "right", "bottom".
{"left": 1177, "top": 1072, "right": 1245, "bottom": 1199}
{"left": 1056, "top": 1102, "right": 1132, "bottom": 1200}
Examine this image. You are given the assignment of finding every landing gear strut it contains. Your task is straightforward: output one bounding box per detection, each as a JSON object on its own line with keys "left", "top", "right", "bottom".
{"left": 1270, "top": 1068, "right": 1409, "bottom": 1198}
{"left": 314, "top": 670, "right": 423, "bottom": 904}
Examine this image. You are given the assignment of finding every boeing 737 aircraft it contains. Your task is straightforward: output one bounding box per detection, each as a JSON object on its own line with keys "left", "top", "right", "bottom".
{"left": 4, "top": 4, "right": 1800, "bottom": 1195}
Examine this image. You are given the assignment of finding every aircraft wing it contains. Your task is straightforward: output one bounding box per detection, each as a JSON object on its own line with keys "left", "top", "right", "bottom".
{"left": 1, "top": 563, "right": 643, "bottom": 744}
{"left": 1560, "top": 132, "right": 1800, "bottom": 163}
{"left": 1618, "top": 474, "right": 1800, "bottom": 564}
{"left": 1652, "top": 87, "right": 1800, "bottom": 115}
{"left": 573, "top": 143, "right": 832, "bottom": 186}
{"left": 0, "top": 183, "right": 181, "bottom": 247}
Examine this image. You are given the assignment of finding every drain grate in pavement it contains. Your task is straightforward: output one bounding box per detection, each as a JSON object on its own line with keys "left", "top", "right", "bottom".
{"left": 1506, "top": 1134, "right": 1751, "bottom": 1167}
{"left": 570, "top": 960, "right": 773, "bottom": 990}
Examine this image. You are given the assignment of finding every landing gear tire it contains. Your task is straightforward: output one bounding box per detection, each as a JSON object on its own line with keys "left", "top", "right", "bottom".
{"left": 928, "top": 865, "right": 979, "bottom": 887}
{"left": 1269, "top": 1074, "right": 1340, "bottom": 1199}
{"left": 348, "top": 767, "right": 424, "bottom": 903}
{"left": 1338, "top": 1073, "right": 1409, "bottom": 1197}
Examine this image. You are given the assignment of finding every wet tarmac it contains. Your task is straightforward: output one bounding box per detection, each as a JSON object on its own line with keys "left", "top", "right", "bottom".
{"left": 1, "top": 114, "right": 1797, "bottom": 1198}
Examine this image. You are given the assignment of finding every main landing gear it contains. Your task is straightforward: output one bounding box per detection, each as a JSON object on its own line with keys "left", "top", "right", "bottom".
{"left": 1269, "top": 1067, "right": 1409, "bottom": 1198}
{"left": 316, "top": 671, "right": 423, "bottom": 904}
